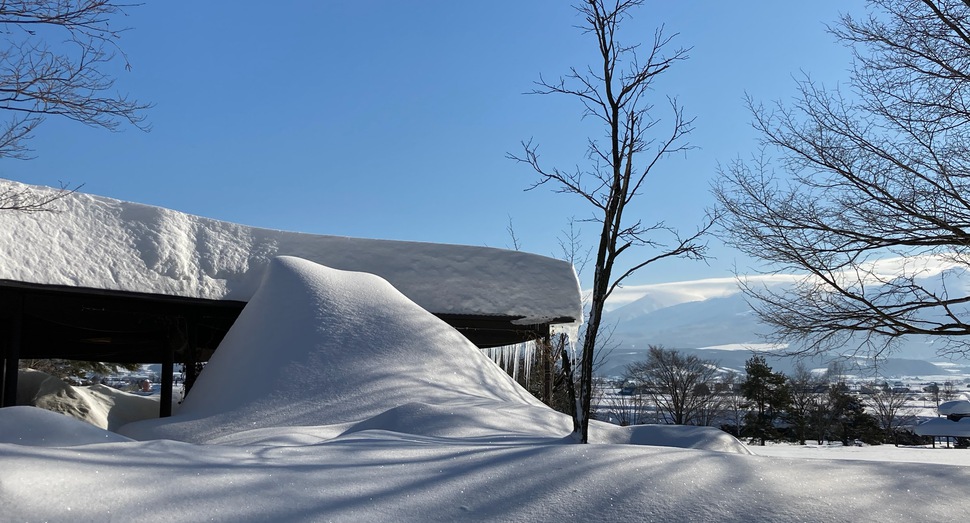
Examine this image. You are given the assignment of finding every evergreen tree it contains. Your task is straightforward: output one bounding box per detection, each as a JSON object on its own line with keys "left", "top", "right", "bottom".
{"left": 828, "top": 386, "right": 882, "bottom": 445}
{"left": 741, "top": 356, "right": 790, "bottom": 445}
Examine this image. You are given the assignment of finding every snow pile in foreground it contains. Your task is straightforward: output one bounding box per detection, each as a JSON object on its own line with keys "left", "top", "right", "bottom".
{"left": 2, "top": 256, "right": 969, "bottom": 521}
{"left": 0, "top": 406, "right": 132, "bottom": 446}
{"left": 4, "top": 406, "right": 969, "bottom": 522}
{"left": 0, "top": 179, "right": 580, "bottom": 323}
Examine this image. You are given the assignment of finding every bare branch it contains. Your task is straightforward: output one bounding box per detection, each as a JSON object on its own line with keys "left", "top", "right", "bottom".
{"left": 715, "top": 1, "right": 970, "bottom": 359}
{"left": 0, "top": 1, "right": 150, "bottom": 161}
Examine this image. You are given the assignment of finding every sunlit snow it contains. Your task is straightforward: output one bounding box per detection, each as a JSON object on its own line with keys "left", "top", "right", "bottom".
{"left": 3, "top": 255, "right": 969, "bottom": 521}
{"left": 0, "top": 179, "right": 581, "bottom": 324}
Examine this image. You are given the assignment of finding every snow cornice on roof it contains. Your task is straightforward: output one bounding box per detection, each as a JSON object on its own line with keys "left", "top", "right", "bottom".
{"left": 0, "top": 180, "right": 582, "bottom": 325}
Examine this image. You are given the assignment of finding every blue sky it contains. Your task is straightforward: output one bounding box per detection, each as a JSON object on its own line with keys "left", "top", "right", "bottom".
{"left": 4, "top": 1, "right": 860, "bottom": 286}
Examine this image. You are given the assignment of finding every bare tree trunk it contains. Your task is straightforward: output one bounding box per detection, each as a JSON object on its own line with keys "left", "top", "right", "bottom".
{"left": 511, "top": 0, "right": 713, "bottom": 443}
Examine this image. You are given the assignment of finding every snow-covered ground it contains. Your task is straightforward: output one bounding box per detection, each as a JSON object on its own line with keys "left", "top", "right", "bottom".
{"left": 753, "top": 441, "right": 970, "bottom": 465}
{"left": 3, "top": 256, "right": 970, "bottom": 521}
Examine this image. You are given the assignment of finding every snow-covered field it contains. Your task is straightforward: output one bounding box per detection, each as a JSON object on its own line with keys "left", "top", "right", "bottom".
{"left": 753, "top": 441, "right": 970, "bottom": 465}
{"left": 3, "top": 256, "right": 970, "bottom": 522}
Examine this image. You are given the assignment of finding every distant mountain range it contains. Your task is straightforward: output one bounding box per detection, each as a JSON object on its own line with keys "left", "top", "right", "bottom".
{"left": 596, "top": 260, "right": 970, "bottom": 379}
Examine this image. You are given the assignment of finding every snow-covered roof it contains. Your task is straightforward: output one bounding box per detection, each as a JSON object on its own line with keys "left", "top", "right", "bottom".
{"left": 0, "top": 180, "right": 582, "bottom": 324}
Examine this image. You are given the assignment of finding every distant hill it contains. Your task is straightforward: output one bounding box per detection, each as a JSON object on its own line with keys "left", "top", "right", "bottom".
{"left": 598, "top": 264, "right": 970, "bottom": 377}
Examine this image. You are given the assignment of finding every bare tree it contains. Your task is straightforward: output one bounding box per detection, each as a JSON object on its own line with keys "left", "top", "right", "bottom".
{"left": 596, "top": 379, "right": 651, "bottom": 426}
{"left": 625, "top": 346, "right": 722, "bottom": 426}
{"left": 942, "top": 381, "right": 959, "bottom": 402}
{"left": 720, "top": 371, "right": 747, "bottom": 437}
{"left": 866, "top": 381, "right": 915, "bottom": 445}
{"left": 511, "top": 0, "right": 713, "bottom": 443}
{"left": 714, "top": 0, "right": 970, "bottom": 359}
{"left": 692, "top": 379, "right": 731, "bottom": 428}
{"left": 0, "top": 1, "right": 149, "bottom": 210}
{"left": 786, "top": 362, "right": 826, "bottom": 445}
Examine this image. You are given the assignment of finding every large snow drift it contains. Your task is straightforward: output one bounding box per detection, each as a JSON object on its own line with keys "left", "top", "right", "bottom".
{"left": 0, "top": 179, "right": 581, "bottom": 324}
{"left": 119, "top": 256, "right": 569, "bottom": 443}
{"left": 118, "top": 256, "right": 742, "bottom": 450}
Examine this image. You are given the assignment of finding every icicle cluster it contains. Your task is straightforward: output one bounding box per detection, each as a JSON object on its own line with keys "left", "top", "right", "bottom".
{"left": 484, "top": 341, "right": 537, "bottom": 384}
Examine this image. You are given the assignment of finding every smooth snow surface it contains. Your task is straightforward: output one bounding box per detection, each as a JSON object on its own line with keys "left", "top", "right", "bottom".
{"left": 915, "top": 417, "right": 970, "bottom": 437}
{"left": 3, "top": 256, "right": 969, "bottom": 521}
{"left": 0, "top": 179, "right": 581, "bottom": 323}
{"left": 118, "top": 257, "right": 562, "bottom": 443}
{"left": 0, "top": 406, "right": 132, "bottom": 446}
{"left": 939, "top": 399, "right": 970, "bottom": 416}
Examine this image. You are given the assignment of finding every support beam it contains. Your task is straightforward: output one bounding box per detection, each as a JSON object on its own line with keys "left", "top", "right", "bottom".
{"left": 160, "top": 340, "right": 174, "bottom": 418}
{"left": 183, "top": 315, "right": 200, "bottom": 399}
{"left": 2, "top": 292, "right": 23, "bottom": 407}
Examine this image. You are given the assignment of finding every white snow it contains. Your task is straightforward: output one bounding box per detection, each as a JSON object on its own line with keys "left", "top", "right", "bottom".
{"left": 118, "top": 256, "right": 561, "bottom": 443}
{"left": 914, "top": 417, "right": 970, "bottom": 437}
{"left": 938, "top": 399, "right": 970, "bottom": 416}
{"left": 751, "top": 441, "right": 970, "bottom": 465}
{"left": 604, "top": 275, "right": 753, "bottom": 313}
{"left": 0, "top": 406, "right": 133, "bottom": 446}
{"left": 913, "top": 400, "right": 970, "bottom": 437}
{"left": 0, "top": 179, "right": 581, "bottom": 324}
{"left": 694, "top": 343, "right": 787, "bottom": 352}
{"left": 3, "top": 255, "right": 970, "bottom": 520}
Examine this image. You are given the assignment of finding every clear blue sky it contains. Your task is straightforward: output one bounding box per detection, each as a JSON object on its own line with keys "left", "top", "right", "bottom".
{"left": 4, "top": 1, "right": 861, "bottom": 286}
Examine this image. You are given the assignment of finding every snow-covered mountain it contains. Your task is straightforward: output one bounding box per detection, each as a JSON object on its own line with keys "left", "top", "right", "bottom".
{"left": 599, "top": 262, "right": 970, "bottom": 376}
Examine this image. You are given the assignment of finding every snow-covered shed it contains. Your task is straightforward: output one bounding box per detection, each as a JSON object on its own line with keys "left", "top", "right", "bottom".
{"left": 0, "top": 180, "right": 582, "bottom": 412}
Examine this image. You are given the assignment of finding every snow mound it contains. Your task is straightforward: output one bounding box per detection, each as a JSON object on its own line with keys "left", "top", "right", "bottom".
{"left": 117, "top": 256, "right": 747, "bottom": 455}
{"left": 119, "top": 257, "right": 554, "bottom": 443}
{"left": 17, "top": 370, "right": 162, "bottom": 431}
{"left": 0, "top": 406, "right": 132, "bottom": 446}
{"left": 589, "top": 422, "right": 753, "bottom": 453}
{"left": 338, "top": 402, "right": 572, "bottom": 441}
{"left": 916, "top": 399, "right": 970, "bottom": 437}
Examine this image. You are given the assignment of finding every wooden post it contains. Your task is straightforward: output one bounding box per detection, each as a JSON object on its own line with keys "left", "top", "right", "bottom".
{"left": 1, "top": 292, "right": 23, "bottom": 408}
{"left": 160, "top": 336, "right": 174, "bottom": 418}
{"left": 183, "top": 315, "right": 199, "bottom": 398}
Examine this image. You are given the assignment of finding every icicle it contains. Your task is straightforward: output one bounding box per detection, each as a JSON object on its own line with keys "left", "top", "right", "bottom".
{"left": 483, "top": 341, "right": 539, "bottom": 385}
{"left": 522, "top": 341, "right": 536, "bottom": 385}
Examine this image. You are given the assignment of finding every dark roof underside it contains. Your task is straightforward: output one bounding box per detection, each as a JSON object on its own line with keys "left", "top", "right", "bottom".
{"left": 0, "top": 281, "right": 557, "bottom": 366}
